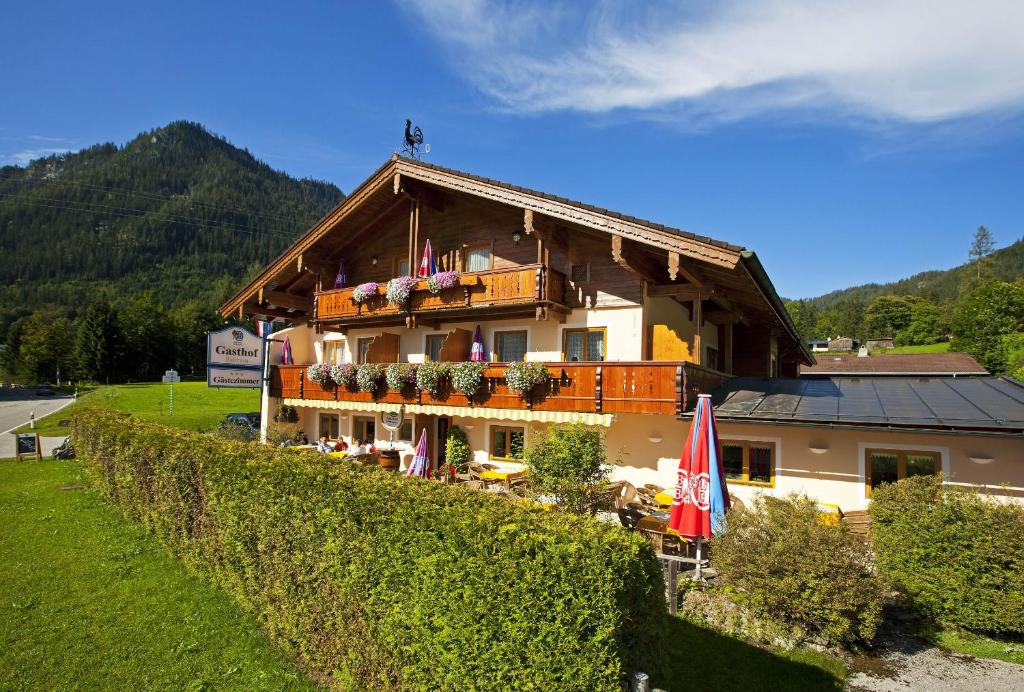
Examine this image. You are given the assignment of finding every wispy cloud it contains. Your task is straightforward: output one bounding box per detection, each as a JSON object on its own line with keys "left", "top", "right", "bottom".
{"left": 401, "top": 0, "right": 1024, "bottom": 124}
{"left": 1, "top": 146, "right": 75, "bottom": 167}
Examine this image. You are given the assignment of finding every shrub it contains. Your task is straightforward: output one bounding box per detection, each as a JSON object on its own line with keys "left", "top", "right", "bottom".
{"left": 871, "top": 475, "right": 1024, "bottom": 635}
{"left": 711, "top": 495, "right": 883, "bottom": 647}
{"left": 71, "top": 412, "right": 667, "bottom": 690}
{"left": 386, "top": 276, "right": 418, "bottom": 306}
{"left": 355, "top": 363, "right": 384, "bottom": 393}
{"left": 306, "top": 363, "right": 332, "bottom": 387}
{"left": 506, "top": 360, "right": 549, "bottom": 395}
{"left": 525, "top": 423, "right": 614, "bottom": 515}
{"left": 330, "top": 362, "right": 356, "bottom": 389}
{"left": 450, "top": 361, "right": 487, "bottom": 398}
{"left": 445, "top": 425, "right": 472, "bottom": 473}
{"left": 273, "top": 403, "right": 298, "bottom": 423}
{"left": 384, "top": 363, "right": 417, "bottom": 391}
{"left": 352, "top": 282, "right": 379, "bottom": 303}
{"left": 426, "top": 270, "right": 459, "bottom": 294}
{"left": 415, "top": 361, "right": 449, "bottom": 396}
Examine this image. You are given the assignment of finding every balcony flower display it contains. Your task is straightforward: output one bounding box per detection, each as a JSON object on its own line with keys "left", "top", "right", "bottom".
{"left": 307, "top": 363, "right": 333, "bottom": 387}
{"left": 385, "top": 363, "right": 418, "bottom": 391}
{"left": 352, "top": 282, "right": 379, "bottom": 304}
{"left": 416, "top": 361, "right": 450, "bottom": 396}
{"left": 451, "top": 361, "right": 488, "bottom": 398}
{"left": 505, "top": 361, "right": 549, "bottom": 396}
{"left": 330, "top": 363, "right": 356, "bottom": 389}
{"left": 355, "top": 363, "right": 385, "bottom": 393}
{"left": 386, "top": 275, "right": 419, "bottom": 306}
{"left": 426, "top": 270, "right": 459, "bottom": 294}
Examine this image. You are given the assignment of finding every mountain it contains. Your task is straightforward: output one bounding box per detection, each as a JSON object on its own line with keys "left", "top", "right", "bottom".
{"left": 0, "top": 121, "right": 344, "bottom": 315}
{"left": 804, "top": 238, "right": 1024, "bottom": 309}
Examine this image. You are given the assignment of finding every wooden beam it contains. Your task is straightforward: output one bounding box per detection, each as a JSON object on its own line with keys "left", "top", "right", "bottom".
{"left": 612, "top": 234, "right": 663, "bottom": 283}
{"left": 692, "top": 297, "right": 703, "bottom": 364}
{"left": 263, "top": 290, "right": 312, "bottom": 311}
{"left": 248, "top": 304, "right": 306, "bottom": 320}
{"left": 648, "top": 284, "right": 706, "bottom": 300}
{"left": 668, "top": 251, "right": 705, "bottom": 287}
{"left": 399, "top": 179, "right": 445, "bottom": 211}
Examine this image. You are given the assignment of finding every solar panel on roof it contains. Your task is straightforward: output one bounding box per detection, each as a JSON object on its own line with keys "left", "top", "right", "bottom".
{"left": 836, "top": 379, "right": 887, "bottom": 422}
{"left": 944, "top": 378, "right": 1024, "bottom": 424}
{"left": 981, "top": 378, "right": 1024, "bottom": 407}
{"left": 871, "top": 379, "right": 935, "bottom": 423}
{"left": 906, "top": 379, "right": 987, "bottom": 424}
{"left": 794, "top": 379, "right": 841, "bottom": 418}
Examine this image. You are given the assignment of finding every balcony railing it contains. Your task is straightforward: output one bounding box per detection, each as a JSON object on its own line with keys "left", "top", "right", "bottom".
{"left": 270, "top": 361, "right": 730, "bottom": 417}
{"left": 314, "top": 264, "right": 566, "bottom": 322}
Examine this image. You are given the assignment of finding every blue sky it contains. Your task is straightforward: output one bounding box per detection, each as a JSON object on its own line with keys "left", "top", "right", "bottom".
{"left": 2, "top": 0, "right": 1023, "bottom": 299}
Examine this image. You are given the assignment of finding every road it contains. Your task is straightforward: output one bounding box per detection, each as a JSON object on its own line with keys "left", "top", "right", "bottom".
{"left": 0, "top": 389, "right": 75, "bottom": 457}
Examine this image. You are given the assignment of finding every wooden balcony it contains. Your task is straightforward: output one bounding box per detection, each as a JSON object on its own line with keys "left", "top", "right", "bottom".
{"left": 314, "top": 264, "right": 566, "bottom": 325}
{"left": 270, "top": 361, "right": 730, "bottom": 417}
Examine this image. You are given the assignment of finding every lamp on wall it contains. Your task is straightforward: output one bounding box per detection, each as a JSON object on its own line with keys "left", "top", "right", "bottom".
{"left": 647, "top": 434, "right": 663, "bottom": 444}
{"left": 371, "top": 255, "right": 379, "bottom": 266}
{"left": 968, "top": 454, "right": 994, "bottom": 464}
{"left": 511, "top": 230, "right": 522, "bottom": 246}
{"left": 808, "top": 442, "right": 829, "bottom": 454}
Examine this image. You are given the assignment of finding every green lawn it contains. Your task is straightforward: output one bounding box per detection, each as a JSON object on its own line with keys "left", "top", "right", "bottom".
{"left": 0, "top": 458, "right": 317, "bottom": 691}
{"left": 873, "top": 342, "right": 952, "bottom": 354}
{"left": 926, "top": 627, "right": 1024, "bottom": 666}
{"left": 16, "top": 382, "right": 260, "bottom": 436}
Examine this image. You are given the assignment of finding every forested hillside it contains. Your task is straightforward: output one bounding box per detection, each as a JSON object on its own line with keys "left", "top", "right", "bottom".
{"left": 0, "top": 121, "right": 343, "bottom": 313}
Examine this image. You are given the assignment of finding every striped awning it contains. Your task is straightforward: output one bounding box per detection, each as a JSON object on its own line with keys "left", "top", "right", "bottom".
{"left": 280, "top": 398, "right": 613, "bottom": 427}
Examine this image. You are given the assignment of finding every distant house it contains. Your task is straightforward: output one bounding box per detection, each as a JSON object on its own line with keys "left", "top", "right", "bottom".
{"left": 827, "top": 336, "right": 856, "bottom": 351}
{"left": 865, "top": 337, "right": 894, "bottom": 351}
{"left": 800, "top": 352, "right": 988, "bottom": 377}
{"left": 807, "top": 340, "right": 830, "bottom": 353}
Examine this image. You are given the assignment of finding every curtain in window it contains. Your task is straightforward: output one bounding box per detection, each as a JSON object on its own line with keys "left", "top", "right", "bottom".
{"left": 467, "top": 246, "right": 491, "bottom": 272}
{"left": 565, "top": 332, "right": 584, "bottom": 361}
{"left": 497, "top": 332, "right": 527, "bottom": 362}
{"left": 749, "top": 445, "right": 772, "bottom": 483}
{"left": 722, "top": 444, "right": 743, "bottom": 479}
{"left": 427, "top": 335, "right": 444, "bottom": 362}
{"left": 587, "top": 331, "right": 605, "bottom": 361}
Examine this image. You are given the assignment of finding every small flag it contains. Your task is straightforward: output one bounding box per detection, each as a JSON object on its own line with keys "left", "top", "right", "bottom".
{"left": 255, "top": 320, "right": 273, "bottom": 338}
{"left": 333, "top": 258, "right": 347, "bottom": 289}
{"left": 470, "top": 325, "right": 486, "bottom": 362}
{"left": 418, "top": 239, "right": 436, "bottom": 277}
{"left": 281, "top": 336, "right": 294, "bottom": 365}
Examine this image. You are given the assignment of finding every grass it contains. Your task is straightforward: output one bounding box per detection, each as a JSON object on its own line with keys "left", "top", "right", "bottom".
{"left": 15, "top": 382, "right": 260, "bottom": 436}
{"left": 0, "top": 458, "right": 317, "bottom": 691}
{"left": 925, "top": 626, "right": 1024, "bottom": 666}
{"left": 873, "top": 342, "right": 952, "bottom": 354}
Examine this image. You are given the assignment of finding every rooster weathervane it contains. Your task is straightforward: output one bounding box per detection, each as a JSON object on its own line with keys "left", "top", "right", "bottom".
{"left": 402, "top": 119, "right": 427, "bottom": 159}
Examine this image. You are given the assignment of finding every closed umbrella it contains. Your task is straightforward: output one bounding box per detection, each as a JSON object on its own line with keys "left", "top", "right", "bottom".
{"left": 280, "top": 336, "right": 294, "bottom": 365}
{"left": 333, "top": 258, "right": 347, "bottom": 289}
{"left": 668, "top": 394, "right": 730, "bottom": 575}
{"left": 406, "top": 428, "right": 429, "bottom": 477}
{"left": 470, "top": 325, "right": 486, "bottom": 362}
{"left": 418, "top": 239, "right": 436, "bottom": 277}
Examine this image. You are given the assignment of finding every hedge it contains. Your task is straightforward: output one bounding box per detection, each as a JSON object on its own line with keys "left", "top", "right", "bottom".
{"left": 871, "top": 475, "right": 1024, "bottom": 635}
{"left": 71, "top": 411, "right": 667, "bottom": 690}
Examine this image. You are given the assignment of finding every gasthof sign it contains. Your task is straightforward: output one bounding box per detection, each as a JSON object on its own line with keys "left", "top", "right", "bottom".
{"left": 207, "top": 326, "right": 264, "bottom": 370}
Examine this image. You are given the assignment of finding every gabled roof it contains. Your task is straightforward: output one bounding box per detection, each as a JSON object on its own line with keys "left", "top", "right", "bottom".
{"left": 800, "top": 352, "right": 987, "bottom": 377}
{"left": 702, "top": 375, "right": 1024, "bottom": 435}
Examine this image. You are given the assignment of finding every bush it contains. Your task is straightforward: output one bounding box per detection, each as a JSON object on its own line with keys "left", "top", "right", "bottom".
{"left": 450, "top": 361, "right": 487, "bottom": 397}
{"left": 385, "top": 276, "right": 418, "bottom": 306}
{"left": 71, "top": 412, "right": 667, "bottom": 690}
{"left": 330, "top": 362, "right": 356, "bottom": 389}
{"left": 415, "top": 361, "right": 449, "bottom": 396}
{"left": 352, "top": 282, "right": 378, "bottom": 303}
{"left": 526, "top": 423, "right": 614, "bottom": 515}
{"left": 426, "top": 270, "right": 459, "bottom": 294}
{"left": 355, "top": 363, "right": 384, "bottom": 393}
{"left": 306, "top": 363, "right": 332, "bottom": 387}
{"left": 506, "top": 360, "right": 549, "bottom": 395}
{"left": 445, "top": 425, "right": 471, "bottom": 473}
{"left": 871, "top": 475, "right": 1024, "bottom": 635}
{"left": 384, "top": 363, "right": 416, "bottom": 391}
{"left": 711, "top": 495, "right": 883, "bottom": 647}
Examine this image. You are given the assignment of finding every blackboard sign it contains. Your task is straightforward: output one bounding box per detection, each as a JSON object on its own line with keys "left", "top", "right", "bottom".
{"left": 16, "top": 432, "right": 41, "bottom": 462}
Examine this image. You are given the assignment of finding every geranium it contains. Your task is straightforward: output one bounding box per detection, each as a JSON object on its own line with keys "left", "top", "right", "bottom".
{"left": 415, "top": 361, "right": 450, "bottom": 396}
{"left": 385, "top": 363, "right": 418, "bottom": 391}
{"left": 430, "top": 463, "right": 457, "bottom": 482}
{"left": 355, "top": 363, "right": 384, "bottom": 392}
{"left": 330, "top": 363, "right": 356, "bottom": 389}
{"left": 307, "top": 363, "right": 332, "bottom": 387}
{"left": 386, "top": 276, "right": 419, "bottom": 306}
{"left": 352, "top": 282, "right": 379, "bottom": 303}
{"left": 450, "top": 361, "right": 487, "bottom": 398}
{"left": 426, "top": 271, "right": 459, "bottom": 294}
{"left": 505, "top": 360, "right": 549, "bottom": 396}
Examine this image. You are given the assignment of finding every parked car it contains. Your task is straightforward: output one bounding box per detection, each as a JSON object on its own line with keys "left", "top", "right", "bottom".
{"left": 218, "top": 412, "right": 261, "bottom": 440}
{"left": 35, "top": 383, "right": 54, "bottom": 396}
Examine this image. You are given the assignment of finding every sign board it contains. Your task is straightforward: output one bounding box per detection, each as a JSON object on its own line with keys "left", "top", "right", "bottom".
{"left": 162, "top": 369, "right": 181, "bottom": 383}
{"left": 15, "top": 432, "right": 41, "bottom": 462}
{"left": 380, "top": 408, "right": 405, "bottom": 432}
{"left": 207, "top": 326, "right": 264, "bottom": 370}
{"left": 207, "top": 365, "right": 262, "bottom": 389}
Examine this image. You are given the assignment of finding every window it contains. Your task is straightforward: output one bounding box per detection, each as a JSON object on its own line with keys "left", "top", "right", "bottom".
{"left": 563, "top": 328, "right": 605, "bottom": 362}
{"left": 704, "top": 346, "right": 719, "bottom": 370}
{"left": 398, "top": 419, "right": 413, "bottom": 442}
{"left": 465, "top": 243, "right": 492, "bottom": 272}
{"left": 494, "top": 330, "right": 528, "bottom": 362}
{"left": 720, "top": 440, "right": 775, "bottom": 486}
{"left": 319, "top": 413, "right": 340, "bottom": 440}
{"left": 425, "top": 334, "right": 445, "bottom": 362}
{"left": 490, "top": 425, "right": 525, "bottom": 460}
{"left": 353, "top": 416, "right": 376, "bottom": 443}
{"left": 866, "top": 448, "right": 939, "bottom": 496}
{"left": 356, "top": 337, "right": 373, "bottom": 364}
{"left": 323, "top": 341, "right": 344, "bottom": 365}
{"left": 570, "top": 263, "right": 589, "bottom": 283}
{"left": 396, "top": 258, "right": 410, "bottom": 276}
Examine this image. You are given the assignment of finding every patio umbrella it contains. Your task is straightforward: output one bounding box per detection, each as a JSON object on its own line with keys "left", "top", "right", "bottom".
{"left": 406, "top": 428, "right": 429, "bottom": 477}
{"left": 280, "top": 336, "right": 294, "bottom": 365}
{"left": 333, "top": 258, "right": 347, "bottom": 289}
{"left": 470, "top": 325, "right": 486, "bottom": 362}
{"left": 417, "top": 239, "right": 437, "bottom": 277}
{"left": 668, "top": 394, "right": 730, "bottom": 571}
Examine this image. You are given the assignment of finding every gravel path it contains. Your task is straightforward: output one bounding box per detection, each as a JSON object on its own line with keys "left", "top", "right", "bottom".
{"left": 848, "top": 617, "right": 1024, "bottom": 691}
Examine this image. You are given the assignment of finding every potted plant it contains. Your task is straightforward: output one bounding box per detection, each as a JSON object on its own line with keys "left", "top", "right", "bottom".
{"left": 416, "top": 361, "right": 450, "bottom": 397}
{"left": 355, "top": 363, "right": 385, "bottom": 393}
{"left": 426, "top": 270, "right": 459, "bottom": 294}
{"left": 385, "top": 363, "right": 418, "bottom": 392}
{"left": 386, "top": 275, "right": 419, "bottom": 307}
{"left": 450, "top": 361, "right": 488, "bottom": 399}
{"left": 330, "top": 363, "right": 356, "bottom": 389}
{"left": 352, "top": 282, "right": 379, "bottom": 304}
{"left": 505, "top": 361, "right": 549, "bottom": 396}
{"left": 274, "top": 403, "right": 298, "bottom": 423}
{"left": 444, "top": 425, "right": 472, "bottom": 475}
{"left": 307, "top": 363, "right": 333, "bottom": 387}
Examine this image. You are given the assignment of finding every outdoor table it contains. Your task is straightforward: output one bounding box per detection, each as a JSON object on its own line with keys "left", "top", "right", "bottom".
{"left": 654, "top": 491, "right": 673, "bottom": 509}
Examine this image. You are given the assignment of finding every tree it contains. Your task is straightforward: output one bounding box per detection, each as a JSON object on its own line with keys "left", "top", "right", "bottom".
{"left": 74, "top": 299, "right": 121, "bottom": 382}
{"left": 969, "top": 225, "right": 995, "bottom": 279}
{"left": 170, "top": 301, "right": 221, "bottom": 376}
{"left": 525, "top": 423, "right": 616, "bottom": 515}
{"left": 864, "top": 295, "right": 919, "bottom": 339}
{"left": 784, "top": 299, "right": 819, "bottom": 341}
{"left": 15, "top": 307, "right": 75, "bottom": 383}
{"left": 834, "top": 298, "right": 866, "bottom": 340}
{"left": 895, "top": 300, "right": 942, "bottom": 346}
{"left": 951, "top": 281, "right": 1024, "bottom": 373}
{"left": 118, "top": 292, "right": 174, "bottom": 381}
